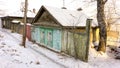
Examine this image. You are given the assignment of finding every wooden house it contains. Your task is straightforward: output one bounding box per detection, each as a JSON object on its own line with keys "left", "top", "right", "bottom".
{"left": 1, "top": 16, "right": 33, "bottom": 40}
{"left": 31, "top": 5, "right": 98, "bottom": 62}
{"left": 11, "top": 20, "right": 21, "bottom": 33}
{"left": 1, "top": 16, "right": 33, "bottom": 29}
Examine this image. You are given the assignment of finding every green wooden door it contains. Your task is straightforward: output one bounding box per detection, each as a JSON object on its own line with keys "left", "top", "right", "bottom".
{"left": 47, "top": 29, "right": 53, "bottom": 48}
{"left": 53, "top": 29, "right": 61, "bottom": 51}
{"left": 40, "top": 28, "right": 45, "bottom": 45}
{"left": 35, "top": 27, "right": 40, "bottom": 43}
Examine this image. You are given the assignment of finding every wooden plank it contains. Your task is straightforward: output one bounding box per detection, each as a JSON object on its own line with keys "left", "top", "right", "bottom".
{"left": 53, "top": 29, "right": 61, "bottom": 51}
{"left": 61, "top": 30, "right": 68, "bottom": 53}
{"left": 60, "top": 19, "right": 91, "bottom": 62}
{"left": 85, "top": 19, "right": 91, "bottom": 62}
{"left": 68, "top": 32, "right": 75, "bottom": 56}
{"left": 46, "top": 29, "right": 53, "bottom": 48}
{"left": 74, "top": 33, "right": 87, "bottom": 61}
{"left": 40, "top": 28, "right": 45, "bottom": 45}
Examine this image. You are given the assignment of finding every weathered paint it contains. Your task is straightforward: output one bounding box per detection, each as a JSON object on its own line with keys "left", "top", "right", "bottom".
{"left": 67, "top": 32, "right": 75, "bottom": 56}
{"left": 61, "top": 19, "right": 91, "bottom": 62}
{"left": 46, "top": 29, "right": 53, "bottom": 48}
{"left": 61, "top": 30, "right": 68, "bottom": 53}
{"left": 34, "top": 27, "right": 40, "bottom": 43}
{"left": 38, "top": 27, "right": 62, "bottom": 51}
{"left": 44, "top": 28, "right": 48, "bottom": 45}
{"left": 40, "top": 28, "right": 45, "bottom": 45}
{"left": 74, "top": 33, "right": 87, "bottom": 61}
{"left": 26, "top": 25, "right": 31, "bottom": 41}
{"left": 61, "top": 31, "right": 88, "bottom": 61}
{"left": 53, "top": 29, "right": 61, "bottom": 51}
{"left": 11, "top": 23, "right": 20, "bottom": 33}
{"left": 61, "top": 31, "right": 75, "bottom": 56}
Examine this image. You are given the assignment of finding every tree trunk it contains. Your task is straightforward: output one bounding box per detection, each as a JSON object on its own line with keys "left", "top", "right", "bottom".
{"left": 97, "top": 0, "right": 107, "bottom": 52}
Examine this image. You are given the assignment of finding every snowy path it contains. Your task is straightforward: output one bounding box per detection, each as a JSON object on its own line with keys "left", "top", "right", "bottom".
{"left": 0, "top": 29, "right": 64, "bottom": 68}
{"left": 0, "top": 29, "right": 68, "bottom": 68}
{"left": 27, "top": 44, "right": 68, "bottom": 68}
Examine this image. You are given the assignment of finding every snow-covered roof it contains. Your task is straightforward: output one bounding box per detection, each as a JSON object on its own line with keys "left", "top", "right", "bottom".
{"left": 33, "top": 5, "right": 98, "bottom": 27}
{"left": 12, "top": 20, "right": 21, "bottom": 23}
{"left": 4, "top": 10, "right": 36, "bottom": 18}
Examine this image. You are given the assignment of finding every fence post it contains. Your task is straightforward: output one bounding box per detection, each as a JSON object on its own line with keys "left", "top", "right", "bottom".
{"left": 85, "top": 19, "right": 92, "bottom": 62}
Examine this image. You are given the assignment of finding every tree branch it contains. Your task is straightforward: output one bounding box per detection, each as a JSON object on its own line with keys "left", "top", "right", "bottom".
{"left": 103, "top": 0, "right": 108, "bottom": 4}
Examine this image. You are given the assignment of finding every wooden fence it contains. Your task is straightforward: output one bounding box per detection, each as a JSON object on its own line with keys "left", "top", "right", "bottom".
{"left": 61, "top": 19, "right": 91, "bottom": 62}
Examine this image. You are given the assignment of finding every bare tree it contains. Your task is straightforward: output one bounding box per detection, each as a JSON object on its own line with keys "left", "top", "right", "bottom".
{"left": 20, "top": 2, "right": 36, "bottom": 14}
{"left": 105, "top": 0, "right": 120, "bottom": 31}
{"left": 97, "top": 0, "right": 108, "bottom": 52}
{"left": 20, "top": 2, "right": 25, "bottom": 12}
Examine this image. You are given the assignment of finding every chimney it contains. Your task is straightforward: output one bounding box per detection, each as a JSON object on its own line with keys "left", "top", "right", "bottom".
{"left": 33, "top": 8, "right": 36, "bottom": 13}
{"left": 62, "top": 0, "right": 67, "bottom": 9}
{"left": 61, "top": 7, "right": 67, "bottom": 9}
{"left": 77, "top": 7, "right": 82, "bottom": 11}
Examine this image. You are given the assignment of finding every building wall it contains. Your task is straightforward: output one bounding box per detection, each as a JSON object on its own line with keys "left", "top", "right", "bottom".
{"left": 107, "top": 31, "right": 119, "bottom": 46}
{"left": 31, "top": 26, "right": 62, "bottom": 51}
{"left": 90, "top": 28, "right": 99, "bottom": 43}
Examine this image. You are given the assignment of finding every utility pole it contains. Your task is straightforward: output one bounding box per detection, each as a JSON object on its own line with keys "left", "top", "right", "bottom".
{"left": 22, "top": 0, "right": 28, "bottom": 47}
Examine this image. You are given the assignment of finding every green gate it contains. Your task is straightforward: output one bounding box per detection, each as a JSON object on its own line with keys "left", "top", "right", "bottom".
{"left": 46, "top": 29, "right": 53, "bottom": 48}
{"left": 53, "top": 29, "right": 61, "bottom": 51}
{"left": 40, "top": 28, "right": 45, "bottom": 45}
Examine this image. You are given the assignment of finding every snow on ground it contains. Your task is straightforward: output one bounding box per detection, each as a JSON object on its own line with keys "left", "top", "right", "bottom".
{"left": 0, "top": 28, "right": 120, "bottom": 68}
{"left": 0, "top": 29, "right": 62, "bottom": 68}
